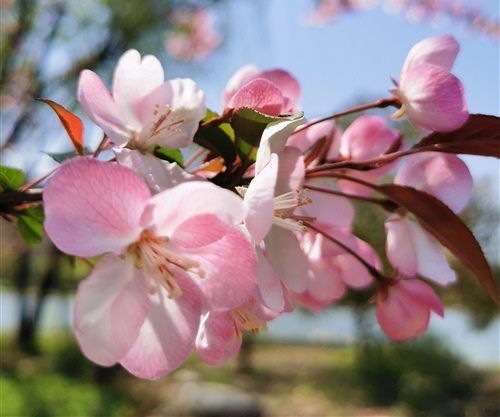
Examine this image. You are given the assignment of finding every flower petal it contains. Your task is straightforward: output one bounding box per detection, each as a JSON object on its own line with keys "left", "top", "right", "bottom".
{"left": 256, "top": 247, "right": 285, "bottom": 312}
{"left": 244, "top": 154, "right": 278, "bottom": 244}
{"left": 400, "top": 64, "right": 468, "bottom": 132}
{"left": 265, "top": 227, "right": 308, "bottom": 293}
{"left": 135, "top": 78, "right": 206, "bottom": 150}
{"left": 255, "top": 116, "right": 306, "bottom": 174}
{"left": 221, "top": 64, "right": 259, "bottom": 108}
{"left": 114, "top": 148, "right": 197, "bottom": 194}
{"left": 399, "top": 279, "right": 444, "bottom": 317}
{"left": 258, "top": 69, "right": 301, "bottom": 112}
{"left": 146, "top": 181, "right": 244, "bottom": 236}
{"left": 44, "top": 158, "right": 151, "bottom": 257}
{"left": 195, "top": 311, "right": 242, "bottom": 365}
{"left": 376, "top": 281, "right": 431, "bottom": 341}
{"left": 172, "top": 214, "right": 258, "bottom": 311}
{"left": 73, "top": 254, "right": 149, "bottom": 366}
{"left": 394, "top": 152, "right": 472, "bottom": 213}
{"left": 77, "top": 70, "right": 130, "bottom": 146}
{"left": 120, "top": 274, "right": 201, "bottom": 380}
{"left": 228, "top": 78, "right": 285, "bottom": 116}
{"left": 275, "top": 146, "right": 305, "bottom": 195}
{"left": 402, "top": 35, "right": 459, "bottom": 74}
{"left": 340, "top": 115, "right": 399, "bottom": 161}
{"left": 112, "top": 49, "right": 164, "bottom": 128}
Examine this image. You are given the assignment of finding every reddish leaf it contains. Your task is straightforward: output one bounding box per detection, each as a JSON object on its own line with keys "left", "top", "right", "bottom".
{"left": 38, "top": 99, "right": 84, "bottom": 155}
{"left": 377, "top": 184, "right": 498, "bottom": 302}
{"left": 412, "top": 114, "right": 500, "bottom": 157}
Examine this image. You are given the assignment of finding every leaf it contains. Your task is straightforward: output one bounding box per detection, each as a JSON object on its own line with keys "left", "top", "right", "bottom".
{"left": 46, "top": 147, "right": 92, "bottom": 163}
{"left": 17, "top": 205, "right": 45, "bottom": 246}
{"left": 153, "top": 147, "right": 184, "bottom": 166}
{"left": 230, "top": 107, "right": 304, "bottom": 162}
{"left": 377, "top": 184, "right": 498, "bottom": 302}
{"left": 0, "top": 165, "right": 25, "bottom": 191}
{"left": 412, "top": 114, "right": 500, "bottom": 157}
{"left": 38, "top": 99, "right": 85, "bottom": 155}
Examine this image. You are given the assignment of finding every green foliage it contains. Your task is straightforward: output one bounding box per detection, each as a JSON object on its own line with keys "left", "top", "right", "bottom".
{"left": 45, "top": 148, "right": 92, "bottom": 163}
{"left": 153, "top": 146, "right": 184, "bottom": 166}
{"left": 17, "top": 206, "right": 45, "bottom": 246}
{"left": 195, "top": 109, "right": 237, "bottom": 169}
{"left": 355, "top": 337, "right": 481, "bottom": 416}
{"left": 0, "top": 165, "right": 25, "bottom": 191}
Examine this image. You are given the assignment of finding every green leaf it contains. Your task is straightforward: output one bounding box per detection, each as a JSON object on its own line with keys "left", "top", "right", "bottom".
{"left": 0, "top": 165, "right": 25, "bottom": 191}
{"left": 153, "top": 147, "right": 184, "bottom": 166}
{"left": 195, "top": 123, "right": 237, "bottom": 169}
{"left": 17, "top": 205, "right": 45, "bottom": 246}
{"left": 230, "top": 108, "right": 304, "bottom": 163}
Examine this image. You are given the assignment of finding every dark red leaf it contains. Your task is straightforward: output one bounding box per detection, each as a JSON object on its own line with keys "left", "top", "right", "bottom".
{"left": 412, "top": 114, "right": 500, "bottom": 157}
{"left": 38, "top": 99, "right": 84, "bottom": 156}
{"left": 377, "top": 184, "right": 498, "bottom": 302}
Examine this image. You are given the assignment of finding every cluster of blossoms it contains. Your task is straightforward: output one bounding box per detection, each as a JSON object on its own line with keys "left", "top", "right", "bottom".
{"left": 164, "top": 8, "right": 221, "bottom": 62}
{"left": 308, "top": 0, "right": 500, "bottom": 40}
{"left": 39, "top": 35, "right": 497, "bottom": 380}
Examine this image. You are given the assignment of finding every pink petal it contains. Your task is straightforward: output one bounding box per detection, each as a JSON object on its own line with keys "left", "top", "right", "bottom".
{"left": 146, "top": 181, "right": 244, "bottom": 236}
{"left": 385, "top": 214, "right": 419, "bottom": 277}
{"left": 112, "top": 49, "right": 164, "bottom": 127}
{"left": 244, "top": 154, "right": 278, "bottom": 244}
{"left": 406, "top": 219, "right": 457, "bottom": 285}
{"left": 256, "top": 247, "right": 285, "bottom": 312}
{"left": 265, "top": 227, "right": 308, "bottom": 293}
{"left": 340, "top": 115, "right": 399, "bottom": 161}
{"left": 308, "top": 258, "right": 346, "bottom": 301}
{"left": 258, "top": 69, "right": 301, "bottom": 112}
{"left": 287, "top": 120, "right": 338, "bottom": 155}
{"left": 134, "top": 78, "right": 206, "bottom": 150}
{"left": 394, "top": 152, "right": 472, "bottom": 213}
{"left": 228, "top": 78, "right": 285, "bottom": 116}
{"left": 44, "top": 158, "right": 151, "bottom": 257}
{"left": 300, "top": 177, "right": 354, "bottom": 228}
{"left": 402, "top": 35, "right": 459, "bottom": 74}
{"left": 77, "top": 70, "right": 130, "bottom": 146}
{"left": 196, "top": 311, "right": 242, "bottom": 365}
{"left": 114, "top": 148, "right": 197, "bottom": 194}
{"left": 399, "top": 279, "right": 444, "bottom": 317}
{"left": 73, "top": 254, "right": 149, "bottom": 366}
{"left": 400, "top": 64, "right": 468, "bottom": 132}
{"left": 294, "top": 290, "right": 333, "bottom": 311}
{"left": 336, "top": 253, "right": 374, "bottom": 289}
{"left": 172, "top": 214, "right": 258, "bottom": 311}
{"left": 120, "top": 274, "right": 201, "bottom": 380}
{"left": 221, "top": 64, "right": 259, "bottom": 108}
{"left": 255, "top": 116, "right": 305, "bottom": 174}
{"left": 376, "top": 282, "right": 431, "bottom": 341}
{"left": 275, "top": 146, "right": 305, "bottom": 195}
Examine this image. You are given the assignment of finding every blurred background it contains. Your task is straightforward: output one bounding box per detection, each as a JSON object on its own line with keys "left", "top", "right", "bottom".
{"left": 1, "top": 0, "right": 499, "bottom": 416}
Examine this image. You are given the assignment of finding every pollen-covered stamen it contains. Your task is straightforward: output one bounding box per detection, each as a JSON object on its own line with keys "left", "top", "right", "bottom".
{"left": 128, "top": 229, "right": 205, "bottom": 298}
{"left": 232, "top": 309, "right": 268, "bottom": 339}
{"left": 273, "top": 189, "right": 313, "bottom": 232}
{"left": 150, "top": 104, "right": 185, "bottom": 137}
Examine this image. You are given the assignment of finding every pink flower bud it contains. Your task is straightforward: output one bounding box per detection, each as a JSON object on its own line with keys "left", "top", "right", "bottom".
{"left": 376, "top": 279, "right": 444, "bottom": 341}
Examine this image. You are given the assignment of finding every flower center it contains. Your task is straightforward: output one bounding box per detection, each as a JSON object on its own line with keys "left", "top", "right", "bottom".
{"left": 273, "top": 190, "right": 315, "bottom": 232}
{"left": 232, "top": 308, "right": 268, "bottom": 339}
{"left": 128, "top": 229, "right": 204, "bottom": 298}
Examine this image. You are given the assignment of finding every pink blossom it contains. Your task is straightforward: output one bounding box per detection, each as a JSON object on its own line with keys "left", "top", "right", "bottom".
{"left": 78, "top": 49, "right": 205, "bottom": 152}
{"left": 337, "top": 115, "right": 400, "bottom": 196}
{"left": 222, "top": 65, "right": 301, "bottom": 115}
{"left": 385, "top": 152, "right": 472, "bottom": 286}
{"left": 392, "top": 35, "right": 468, "bottom": 132}
{"left": 296, "top": 226, "right": 379, "bottom": 309}
{"left": 195, "top": 298, "right": 278, "bottom": 365}
{"left": 376, "top": 278, "right": 444, "bottom": 341}
{"left": 165, "top": 9, "right": 221, "bottom": 62}
{"left": 43, "top": 158, "right": 257, "bottom": 379}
